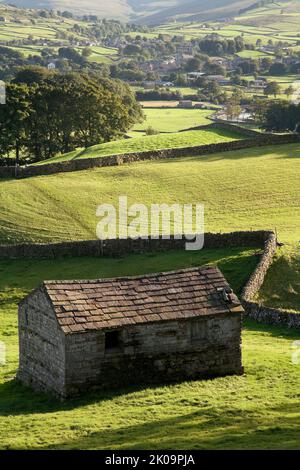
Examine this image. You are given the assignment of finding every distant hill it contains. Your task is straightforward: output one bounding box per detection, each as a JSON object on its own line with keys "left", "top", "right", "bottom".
{"left": 0, "top": 0, "right": 298, "bottom": 24}
{"left": 0, "top": 0, "right": 268, "bottom": 23}
{"left": 0, "top": 1, "right": 133, "bottom": 22}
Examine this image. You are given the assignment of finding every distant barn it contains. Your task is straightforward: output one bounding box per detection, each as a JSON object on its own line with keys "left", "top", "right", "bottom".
{"left": 18, "top": 266, "right": 244, "bottom": 398}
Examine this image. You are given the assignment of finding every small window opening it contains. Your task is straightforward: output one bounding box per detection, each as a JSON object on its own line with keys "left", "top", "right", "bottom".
{"left": 105, "top": 330, "right": 121, "bottom": 350}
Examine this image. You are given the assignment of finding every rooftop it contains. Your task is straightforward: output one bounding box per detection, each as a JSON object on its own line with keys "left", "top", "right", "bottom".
{"left": 40, "top": 266, "right": 243, "bottom": 334}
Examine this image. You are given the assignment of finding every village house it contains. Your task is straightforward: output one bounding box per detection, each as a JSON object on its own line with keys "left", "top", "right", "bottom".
{"left": 206, "top": 75, "right": 231, "bottom": 85}
{"left": 17, "top": 266, "right": 244, "bottom": 398}
{"left": 247, "top": 79, "right": 267, "bottom": 90}
{"left": 186, "top": 72, "right": 206, "bottom": 82}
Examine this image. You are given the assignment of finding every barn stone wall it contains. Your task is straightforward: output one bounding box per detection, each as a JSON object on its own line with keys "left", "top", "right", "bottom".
{"left": 17, "top": 287, "right": 66, "bottom": 396}
{"left": 64, "top": 313, "right": 242, "bottom": 396}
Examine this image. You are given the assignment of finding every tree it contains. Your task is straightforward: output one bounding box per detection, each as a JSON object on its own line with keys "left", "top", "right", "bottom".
{"left": 269, "top": 62, "right": 288, "bottom": 76}
{"left": 1, "top": 73, "right": 144, "bottom": 163}
{"left": 0, "top": 83, "right": 31, "bottom": 165}
{"left": 13, "top": 66, "right": 55, "bottom": 85}
{"left": 123, "top": 44, "right": 141, "bottom": 56}
{"left": 58, "top": 47, "right": 86, "bottom": 65}
{"left": 263, "top": 102, "right": 300, "bottom": 132}
{"left": 185, "top": 57, "right": 202, "bottom": 72}
{"left": 285, "top": 86, "right": 294, "bottom": 98}
{"left": 224, "top": 93, "right": 242, "bottom": 121}
{"left": 250, "top": 98, "right": 270, "bottom": 125}
{"left": 264, "top": 81, "right": 281, "bottom": 98}
{"left": 82, "top": 47, "right": 93, "bottom": 58}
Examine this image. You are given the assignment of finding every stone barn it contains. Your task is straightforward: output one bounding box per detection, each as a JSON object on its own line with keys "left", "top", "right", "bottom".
{"left": 17, "top": 266, "right": 244, "bottom": 398}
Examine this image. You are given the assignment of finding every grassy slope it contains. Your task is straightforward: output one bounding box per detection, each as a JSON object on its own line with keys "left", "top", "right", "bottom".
{"left": 1, "top": 142, "right": 299, "bottom": 312}
{"left": 0, "top": 1, "right": 132, "bottom": 22}
{"left": 34, "top": 128, "right": 243, "bottom": 165}
{"left": 0, "top": 6, "right": 120, "bottom": 62}
{"left": 258, "top": 246, "right": 300, "bottom": 313}
{"left": 155, "top": 2, "right": 300, "bottom": 46}
{"left": 0, "top": 142, "right": 298, "bottom": 245}
{"left": 1, "top": 249, "right": 300, "bottom": 450}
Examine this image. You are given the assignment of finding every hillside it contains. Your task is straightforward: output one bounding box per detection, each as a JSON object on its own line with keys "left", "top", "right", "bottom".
{"left": 1, "top": 0, "right": 296, "bottom": 23}
{"left": 0, "top": 1, "right": 133, "bottom": 22}
{"left": 1, "top": 142, "right": 299, "bottom": 244}
{"left": 33, "top": 127, "right": 243, "bottom": 165}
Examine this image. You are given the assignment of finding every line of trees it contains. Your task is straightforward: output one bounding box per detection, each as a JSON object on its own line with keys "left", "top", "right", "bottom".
{"left": 263, "top": 102, "right": 300, "bottom": 132}
{"left": 198, "top": 37, "right": 244, "bottom": 56}
{"left": 0, "top": 68, "right": 143, "bottom": 164}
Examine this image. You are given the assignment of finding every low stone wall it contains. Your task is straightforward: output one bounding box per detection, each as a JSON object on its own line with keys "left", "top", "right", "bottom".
{"left": 2, "top": 229, "right": 298, "bottom": 328}
{"left": 241, "top": 232, "right": 300, "bottom": 328}
{"left": 243, "top": 301, "right": 300, "bottom": 329}
{"left": 242, "top": 232, "right": 277, "bottom": 302}
{"left": 0, "top": 230, "right": 271, "bottom": 260}
{"left": 180, "top": 122, "right": 264, "bottom": 138}
{"left": 1, "top": 132, "right": 299, "bottom": 180}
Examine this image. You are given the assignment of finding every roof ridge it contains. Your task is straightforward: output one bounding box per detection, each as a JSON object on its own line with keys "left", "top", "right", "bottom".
{"left": 43, "top": 265, "right": 221, "bottom": 287}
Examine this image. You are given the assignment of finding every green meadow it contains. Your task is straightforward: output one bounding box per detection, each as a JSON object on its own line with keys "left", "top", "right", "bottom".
{"left": 133, "top": 108, "right": 213, "bottom": 133}
{"left": 0, "top": 141, "right": 299, "bottom": 312}
{"left": 33, "top": 128, "right": 243, "bottom": 165}
{"left": 0, "top": 142, "right": 298, "bottom": 244}
{"left": 1, "top": 1, "right": 300, "bottom": 452}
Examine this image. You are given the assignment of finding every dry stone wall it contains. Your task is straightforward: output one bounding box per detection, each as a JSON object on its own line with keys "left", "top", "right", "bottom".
{"left": 0, "top": 231, "right": 272, "bottom": 260}
{"left": 2, "top": 229, "right": 298, "bottom": 329}
{"left": 1, "top": 130, "right": 299, "bottom": 180}
{"left": 241, "top": 232, "right": 300, "bottom": 328}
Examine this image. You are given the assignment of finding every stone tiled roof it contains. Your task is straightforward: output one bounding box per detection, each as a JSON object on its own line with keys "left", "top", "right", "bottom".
{"left": 42, "top": 266, "right": 243, "bottom": 334}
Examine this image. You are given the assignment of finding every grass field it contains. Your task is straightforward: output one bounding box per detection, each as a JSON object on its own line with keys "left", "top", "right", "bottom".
{"left": 0, "top": 141, "right": 299, "bottom": 312}
{"left": 33, "top": 128, "right": 243, "bottom": 165}
{"left": 133, "top": 108, "right": 213, "bottom": 133}
{"left": 1, "top": 249, "right": 300, "bottom": 450}
{"left": 1, "top": 142, "right": 299, "bottom": 245}
{"left": 257, "top": 246, "right": 300, "bottom": 313}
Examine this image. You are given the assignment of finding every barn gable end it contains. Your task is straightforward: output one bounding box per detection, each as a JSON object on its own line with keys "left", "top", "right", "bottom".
{"left": 17, "top": 286, "right": 66, "bottom": 396}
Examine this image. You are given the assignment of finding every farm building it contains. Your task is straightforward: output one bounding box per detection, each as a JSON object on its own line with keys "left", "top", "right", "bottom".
{"left": 178, "top": 100, "right": 193, "bottom": 109}
{"left": 17, "top": 266, "right": 244, "bottom": 398}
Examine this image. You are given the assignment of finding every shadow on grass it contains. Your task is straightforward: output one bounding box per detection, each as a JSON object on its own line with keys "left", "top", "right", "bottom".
{"left": 244, "top": 319, "right": 300, "bottom": 340}
{"left": 1, "top": 319, "right": 299, "bottom": 419}
{"left": 0, "top": 377, "right": 153, "bottom": 417}
{"left": 36, "top": 402, "right": 300, "bottom": 450}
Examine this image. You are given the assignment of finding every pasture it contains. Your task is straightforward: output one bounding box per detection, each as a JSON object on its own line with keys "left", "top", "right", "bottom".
{"left": 0, "top": 250, "right": 300, "bottom": 449}
{"left": 132, "top": 108, "right": 213, "bottom": 133}
{"left": 33, "top": 127, "right": 243, "bottom": 164}
{"left": 1, "top": 1, "right": 300, "bottom": 452}
{"left": 0, "top": 141, "right": 299, "bottom": 314}
{"left": 1, "top": 142, "right": 299, "bottom": 247}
